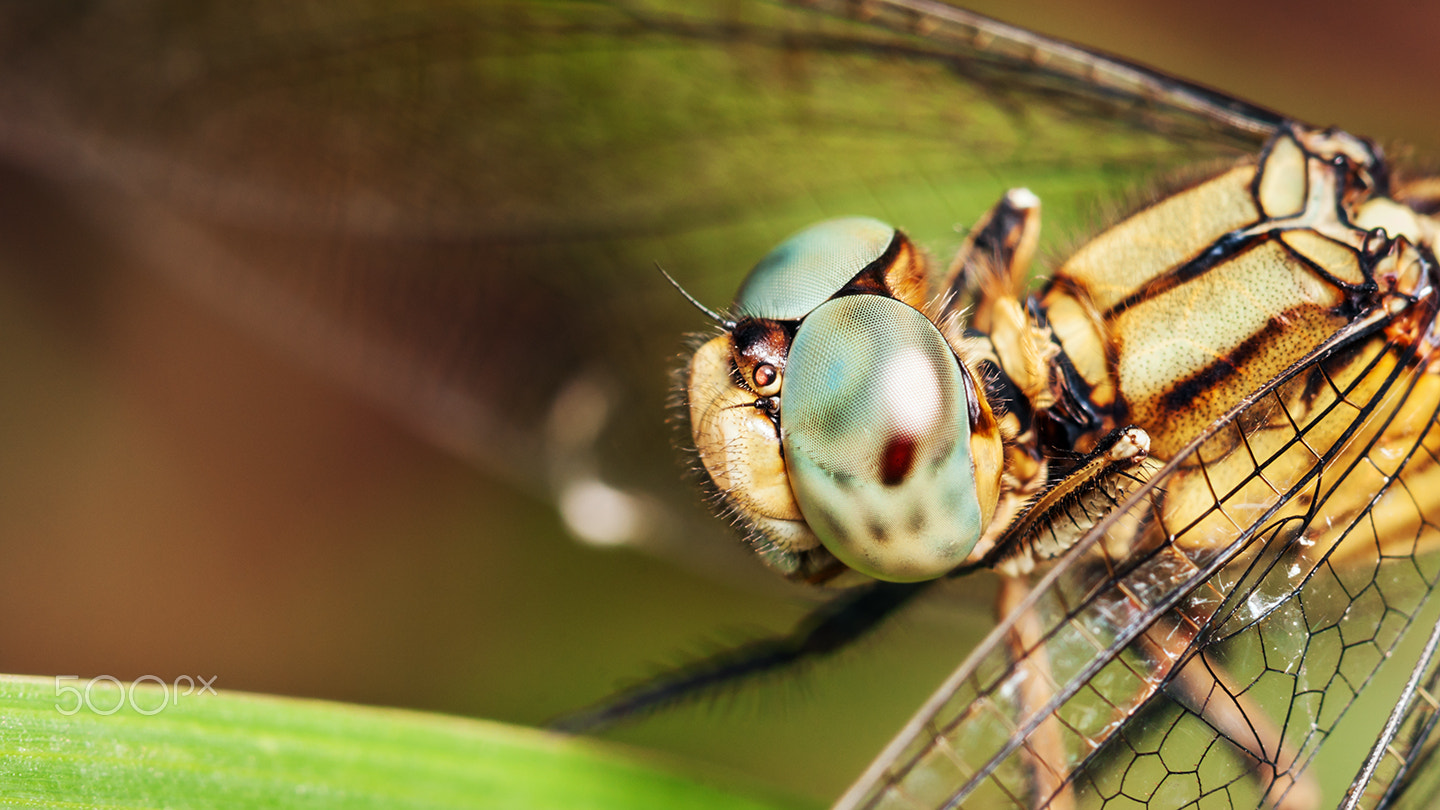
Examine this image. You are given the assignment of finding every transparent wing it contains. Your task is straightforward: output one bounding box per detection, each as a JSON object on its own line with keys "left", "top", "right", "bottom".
{"left": 840, "top": 276, "right": 1440, "bottom": 807}
{"left": 1350, "top": 614, "right": 1440, "bottom": 810}
{"left": 0, "top": 0, "right": 1276, "bottom": 570}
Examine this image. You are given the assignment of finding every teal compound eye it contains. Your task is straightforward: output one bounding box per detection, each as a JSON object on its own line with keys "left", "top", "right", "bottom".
{"left": 734, "top": 217, "right": 896, "bottom": 321}
{"left": 780, "top": 294, "right": 984, "bottom": 582}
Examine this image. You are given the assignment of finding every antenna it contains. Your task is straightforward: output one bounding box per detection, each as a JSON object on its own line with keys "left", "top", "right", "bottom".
{"left": 656, "top": 263, "right": 735, "bottom": 330}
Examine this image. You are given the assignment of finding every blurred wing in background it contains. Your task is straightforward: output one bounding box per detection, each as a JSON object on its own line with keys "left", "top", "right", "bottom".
{"left": 0, "top": 0, "right": 1273, "bottom": 566}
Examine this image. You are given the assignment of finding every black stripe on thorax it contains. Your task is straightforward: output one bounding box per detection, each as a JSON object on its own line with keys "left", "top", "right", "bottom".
{"left": 1156, "top": 318, "right": 1286, "bottom": 417}
{"left": 1104, "top": 229, "right": 1259, "bottom": 321}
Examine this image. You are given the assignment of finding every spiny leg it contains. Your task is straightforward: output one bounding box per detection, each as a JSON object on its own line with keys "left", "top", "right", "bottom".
{"left": 549, "top": 580, "right": 928, "bottom": 733}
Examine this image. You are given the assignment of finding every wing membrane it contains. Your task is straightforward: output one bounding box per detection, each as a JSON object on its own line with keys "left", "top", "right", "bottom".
{"left": 1375, "top": 641, "right": 1440, "bottom": 810}
{"left": 0, "top": 1, "right": 1276, "bottom": 567}
{"left": 793, "top": 0, "right": 1284, "bottom": 143}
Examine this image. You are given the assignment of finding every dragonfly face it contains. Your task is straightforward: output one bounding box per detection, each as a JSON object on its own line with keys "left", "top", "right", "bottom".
{"left": 688, "top": 217, "right": 1001, "bottom": 583}
{"left": 1, "top": 1, "right": 1439, "bottom": 808}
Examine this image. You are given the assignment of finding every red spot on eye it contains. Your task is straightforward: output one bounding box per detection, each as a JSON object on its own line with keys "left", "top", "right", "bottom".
{"left": 880, "top": 435, "right": 916, "bottom": 486}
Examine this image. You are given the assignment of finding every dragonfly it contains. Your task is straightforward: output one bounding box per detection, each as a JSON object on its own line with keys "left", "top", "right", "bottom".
{"left": 0, "top": 1, "right": 1437, "bottom": 808}
{"left": 648, "top": 75, "right": 1440, "bottom": 810}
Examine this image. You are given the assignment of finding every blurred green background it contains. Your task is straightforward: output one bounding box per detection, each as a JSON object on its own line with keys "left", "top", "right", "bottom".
{"left": 0, "top": 1, "right": 1435, "bottom": 806}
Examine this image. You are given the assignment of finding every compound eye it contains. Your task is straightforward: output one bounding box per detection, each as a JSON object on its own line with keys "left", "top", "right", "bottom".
{"left": 780, "top": 295, "right": 982, "bottom": 582}
{"left": 734, "top": 218, "right": 895, "bottom": 321}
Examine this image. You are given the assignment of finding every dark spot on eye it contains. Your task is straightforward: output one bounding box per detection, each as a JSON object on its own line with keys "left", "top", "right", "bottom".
{"left": 881, "top": 435, "right": 917, "bottom": 486}
{"left": 867, "top": 519, "right": 889, "bottom": 544}
{"left": 754, "top": 364, "right": 776, "bottom": 387}
{"left": 814, "top": 509, "right": 843, "bottom": 539}
{"left": 908, "top": 508, "right": 925, "bottom": 535}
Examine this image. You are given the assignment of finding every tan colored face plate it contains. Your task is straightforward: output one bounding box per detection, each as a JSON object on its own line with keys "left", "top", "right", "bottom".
{"left": 687, "top": 335, "right": 821, "bottom": 574}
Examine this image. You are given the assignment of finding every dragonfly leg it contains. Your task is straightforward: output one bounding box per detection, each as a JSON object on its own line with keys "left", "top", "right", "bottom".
{"left": 997, "top": 573, "right": 1076, "bottom": 810}
{"left": 938, "top": 187, "right": 1040, "bottom": 333}
{"left": 937, "top": 188, "right": 1062, "bottom": 426}
{"left": 549, "top": 580, "right": 927, "bottom": 732}
{"left": 1135, "top": 618, "right": 1321, "bottom": 810}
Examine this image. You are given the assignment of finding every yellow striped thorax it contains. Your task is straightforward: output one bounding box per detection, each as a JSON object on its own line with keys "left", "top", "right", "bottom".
{"left": 686, "top": 125, "right": 1440, "bottom": 586}
{"left": 1044, "top": 127, "right": 1435, "bottom": 461}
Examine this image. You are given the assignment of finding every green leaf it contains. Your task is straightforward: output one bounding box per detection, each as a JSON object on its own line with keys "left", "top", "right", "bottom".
{"left": 0, "top": 674, "right": 805, "bottom": 810}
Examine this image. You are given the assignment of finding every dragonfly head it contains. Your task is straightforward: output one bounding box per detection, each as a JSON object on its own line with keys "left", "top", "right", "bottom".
{"left": 686, "top": 218, "right": 1003, "bottom": 585}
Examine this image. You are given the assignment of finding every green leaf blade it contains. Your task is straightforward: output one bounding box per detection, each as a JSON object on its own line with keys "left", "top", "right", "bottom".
{"left": 0, "top": 675, "right": 804, "bottom": 810}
